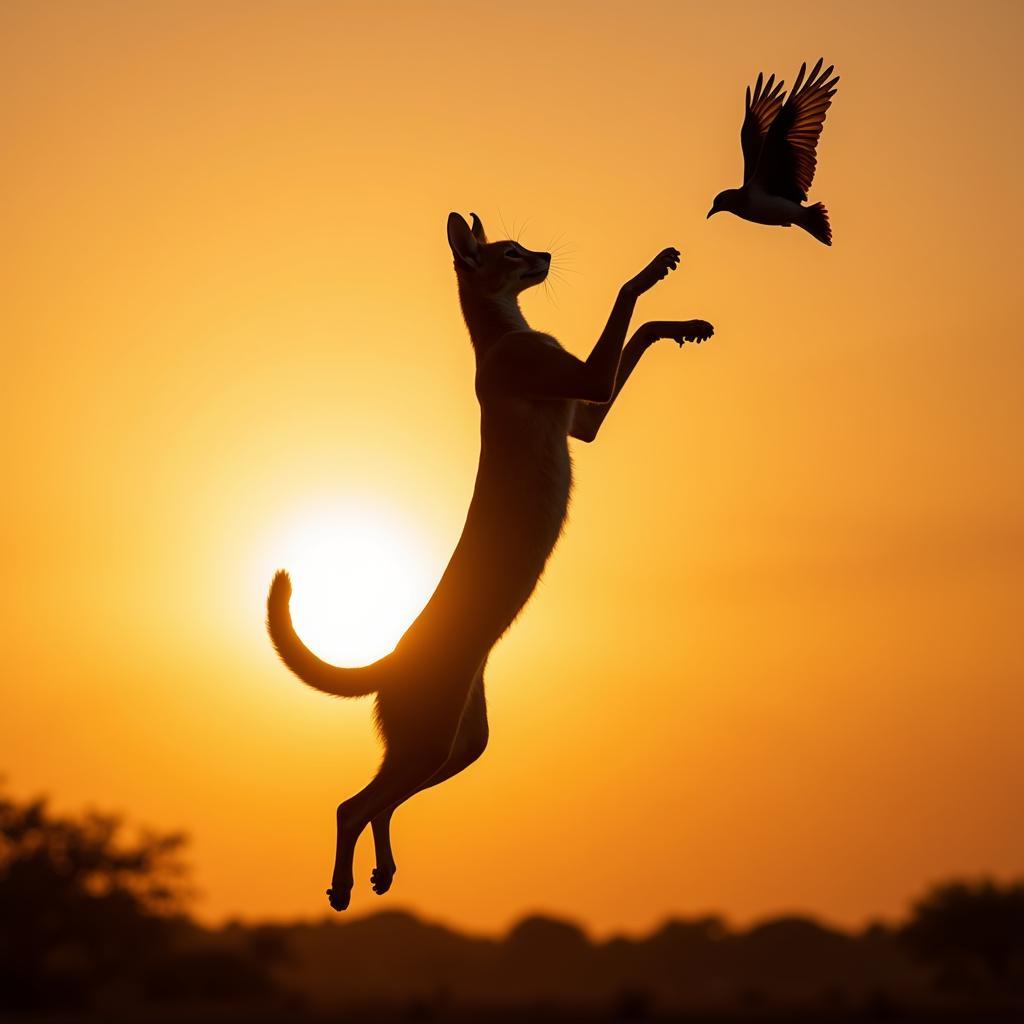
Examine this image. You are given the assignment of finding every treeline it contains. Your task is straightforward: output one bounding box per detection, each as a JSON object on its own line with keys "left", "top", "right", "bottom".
{"left": 0, "top": 787, "right": 281, "bottom": 1013}
{"left": 243, "top": 893, "right": 1024, "bottom": 1015}
{"left": 2, "top": 784, "right": 1023, "bottom": 1019}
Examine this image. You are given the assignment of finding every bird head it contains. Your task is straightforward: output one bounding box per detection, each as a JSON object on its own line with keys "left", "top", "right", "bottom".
{"left": 707, "top": 189, "right": 740, "bottom": 219}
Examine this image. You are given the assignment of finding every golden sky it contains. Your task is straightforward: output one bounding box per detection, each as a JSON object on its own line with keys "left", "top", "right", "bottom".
{"left": 3, "top": 0, "right": 1022, "bottom": 935}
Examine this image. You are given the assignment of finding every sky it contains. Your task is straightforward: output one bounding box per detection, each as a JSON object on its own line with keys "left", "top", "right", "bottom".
{"left": 3, "top": 0, "right": 1022, "bottom": 936}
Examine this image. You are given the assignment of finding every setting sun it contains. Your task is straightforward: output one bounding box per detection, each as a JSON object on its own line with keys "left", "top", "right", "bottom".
{"left": 271, "top": 502, "right": 435, "bottom": 667}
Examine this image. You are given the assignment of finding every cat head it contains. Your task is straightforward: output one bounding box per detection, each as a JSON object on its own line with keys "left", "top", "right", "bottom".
{"left": 446, "top": 212, "right": 550, "bottom": 297}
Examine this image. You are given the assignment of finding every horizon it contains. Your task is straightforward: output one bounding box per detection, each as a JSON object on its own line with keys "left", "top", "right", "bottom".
{"left": 3, "top": 0, "right": 1022, "bottom": 938}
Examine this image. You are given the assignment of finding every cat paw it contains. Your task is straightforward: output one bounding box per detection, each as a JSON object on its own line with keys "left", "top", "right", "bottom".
{"left": 623, "top": 247, "right": 681, "bottom": 296}
{"left": 371, "top": 865, "right": 396, "bottom": 895}
{"left": 326, "top": 886, "right": 352, "bottom": 912}
{"left": 670, "top": 319, "right": 715, "bottom": 345}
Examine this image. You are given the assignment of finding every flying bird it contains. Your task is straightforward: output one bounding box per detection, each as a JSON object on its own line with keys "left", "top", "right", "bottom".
{"left": 708, "top": 59, "right": 839, "bottom": 245}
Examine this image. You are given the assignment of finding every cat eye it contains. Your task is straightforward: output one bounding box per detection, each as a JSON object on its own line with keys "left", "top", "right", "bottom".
{"left": 504, "top": 248, "right": 523, "bottom": 259}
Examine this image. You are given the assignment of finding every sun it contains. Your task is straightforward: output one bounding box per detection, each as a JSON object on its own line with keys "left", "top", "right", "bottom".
{"left": 272, "top": 502, "right": 436, "bottom": 668}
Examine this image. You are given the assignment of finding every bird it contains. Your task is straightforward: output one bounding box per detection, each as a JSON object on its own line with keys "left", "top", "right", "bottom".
{"left": 708, "top": 59, "right": 839, "bottom": 245}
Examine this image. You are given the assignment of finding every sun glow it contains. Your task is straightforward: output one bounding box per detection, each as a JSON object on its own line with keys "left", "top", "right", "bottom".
{"left": 274, "top": 503, "right": 436, "bottom": 668}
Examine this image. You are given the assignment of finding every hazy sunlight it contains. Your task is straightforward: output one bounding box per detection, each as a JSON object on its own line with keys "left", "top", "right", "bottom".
{"left": 274, "top": 503, "right": 434, "bottom": 667}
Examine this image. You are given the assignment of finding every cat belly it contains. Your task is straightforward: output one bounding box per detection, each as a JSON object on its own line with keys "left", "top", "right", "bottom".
{"left": 409, "top": 439, "right": 571, "bottom": 653}
{"left": 478, "top": 441, "right": 572, "bottom": 622}
{"left": 394, "top": 398, "right": 573, "bottom": 674}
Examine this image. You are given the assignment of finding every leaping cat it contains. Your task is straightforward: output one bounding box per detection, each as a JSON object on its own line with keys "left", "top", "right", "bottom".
{"left": 267, "top": 212, "right": 714, "bottom": 911}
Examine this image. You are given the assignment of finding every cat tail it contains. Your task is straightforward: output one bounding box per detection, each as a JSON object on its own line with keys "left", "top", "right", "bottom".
{"left": 266, "top": 570, "right": 389, "bottom": 698}
{"left": 800, "top": 202, "right": 832, "bottom": 246}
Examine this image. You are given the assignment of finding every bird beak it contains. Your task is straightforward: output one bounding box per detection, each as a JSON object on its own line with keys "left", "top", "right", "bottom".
{"left": 706, "top": 208, "right": 716, "bottom": 219}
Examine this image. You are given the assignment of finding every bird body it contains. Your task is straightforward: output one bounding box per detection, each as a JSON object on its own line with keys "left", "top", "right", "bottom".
{"left": 709, "top": 59, "right": 839, "bottom": 245}
{"left": 714, "top": 184, "right": 803, "bottom": 227}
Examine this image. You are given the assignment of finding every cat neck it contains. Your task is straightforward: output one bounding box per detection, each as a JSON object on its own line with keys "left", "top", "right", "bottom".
{"left": 458, "top": 281, "right": 530, "bottom": 354}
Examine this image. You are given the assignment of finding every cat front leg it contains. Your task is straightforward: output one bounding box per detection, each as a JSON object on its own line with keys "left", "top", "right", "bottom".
{"left": 569, "top": 318, "right": 714, "bottom": 442}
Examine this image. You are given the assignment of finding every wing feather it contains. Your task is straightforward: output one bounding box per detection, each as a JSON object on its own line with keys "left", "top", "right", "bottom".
{"left": 740, "top": 71, "right": 787, "bottom": 183}
{"left": 753, "top": 58, "right": 839, "bottom": 201}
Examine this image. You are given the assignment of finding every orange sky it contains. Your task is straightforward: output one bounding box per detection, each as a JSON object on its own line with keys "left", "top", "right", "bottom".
{"left": 3, "top": 1, "right": 1022, "bottom": 936}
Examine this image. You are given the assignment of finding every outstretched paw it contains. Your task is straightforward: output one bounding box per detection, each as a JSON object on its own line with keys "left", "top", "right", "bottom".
{"left": 326, "top": 886, "right": 352, "bottom": 912}
{"left": 624, "top": 247, "right": 681, "bottom": 297}
{"left": 655, "top": 319, "right": 714, "bottom": 345}
{"left": 371, "top": 864, "right": 396, "bottom": 896}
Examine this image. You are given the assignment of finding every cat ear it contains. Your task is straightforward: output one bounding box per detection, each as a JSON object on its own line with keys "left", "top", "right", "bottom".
{"left": 470, "top": 212, "right": 487, "bottom": 243}
{"left": 447, "top": 212, "right": 481, "bottom": 268}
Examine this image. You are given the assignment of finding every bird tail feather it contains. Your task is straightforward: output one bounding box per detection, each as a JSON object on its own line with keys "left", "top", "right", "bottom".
{"left": 801, "top": 203, "right": 832, "bottom": 246}
{"left": 266, "top": 570, "right": 389, "bottom": 698}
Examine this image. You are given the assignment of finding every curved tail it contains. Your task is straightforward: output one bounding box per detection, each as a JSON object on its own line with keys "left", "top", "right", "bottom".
{"left": 266, "top": 570, "right": 389, "bottom": 698}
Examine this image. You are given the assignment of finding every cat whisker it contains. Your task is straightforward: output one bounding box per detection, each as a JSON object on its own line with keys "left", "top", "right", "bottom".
{"left": 550, "top": 264, "right": 579, "bottom": 281}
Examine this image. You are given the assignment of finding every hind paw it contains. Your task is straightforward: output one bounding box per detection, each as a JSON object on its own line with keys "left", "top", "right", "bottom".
{"left": 371, "top": 865, "right": 396, "bottom": 895}
{"left": 326, "top": 886, "right": 351, "bottom": 912}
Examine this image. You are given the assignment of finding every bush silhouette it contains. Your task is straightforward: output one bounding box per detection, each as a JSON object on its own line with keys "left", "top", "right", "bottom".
{"left": 0, "top": 784, "right": 279, "bottom": 1012}
{"left": 902, "top": 878, "right": 1024, "bottom": 996}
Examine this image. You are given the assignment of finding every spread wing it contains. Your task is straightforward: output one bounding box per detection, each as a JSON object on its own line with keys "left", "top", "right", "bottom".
{"left": 753, "top": 58, "right": 839, "bottom": 202}
{"left": 740, "top": 72, "right": 787, "bottom": 183}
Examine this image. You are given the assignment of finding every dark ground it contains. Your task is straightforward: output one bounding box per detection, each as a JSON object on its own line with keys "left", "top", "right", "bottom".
{"left": 3, "top": 787, "right": 1023, "bottom": 1023}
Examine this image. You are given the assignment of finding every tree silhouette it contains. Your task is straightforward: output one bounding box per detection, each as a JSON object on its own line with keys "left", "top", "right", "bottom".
{"left": 902, "top": 878, "right": 1024, "bottom": 996}
{"left": 0, "top": 784, "right": 278, "bottom": 1012}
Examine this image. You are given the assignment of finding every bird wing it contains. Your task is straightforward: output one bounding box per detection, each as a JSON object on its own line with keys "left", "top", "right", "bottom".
{"left": 753, "top": 58, "right": 839, "bottom": 202}
{"left": 740, "top": 71, "right": 787, "bottom": 184}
